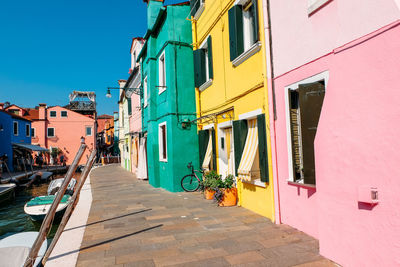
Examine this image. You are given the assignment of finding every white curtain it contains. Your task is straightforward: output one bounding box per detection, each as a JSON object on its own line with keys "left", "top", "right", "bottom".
{"left": 136, "top": 137, "right": 148, "bottom": 180}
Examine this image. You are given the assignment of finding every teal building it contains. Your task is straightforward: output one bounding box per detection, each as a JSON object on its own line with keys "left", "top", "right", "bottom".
{"left": 137, "top": 0, "right": 199, "bottom": 192}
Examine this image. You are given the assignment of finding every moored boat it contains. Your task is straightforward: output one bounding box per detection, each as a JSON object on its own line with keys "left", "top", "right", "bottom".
{"left": 24, "top": 195, "right": 71, "bottom": 222}
{"left": 0, "top": 183, "right": 16, "bottom": 205}
{"left": 47, "top": 178, "right": 76, "bottom": 195}
{"left": 0, "top": 231, "right": 47, "bottom": 267}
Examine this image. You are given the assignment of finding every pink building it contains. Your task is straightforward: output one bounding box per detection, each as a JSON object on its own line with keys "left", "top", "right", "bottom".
{"left": 265, "top": 1, "right": 400, "bottom": 266}
{"left": 28, "top": 104, "right": 95, "bottom": 165}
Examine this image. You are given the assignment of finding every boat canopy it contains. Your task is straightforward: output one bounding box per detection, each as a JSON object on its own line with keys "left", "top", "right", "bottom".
{"left": 12, "top": 143, "right": 49, "bottom": 152}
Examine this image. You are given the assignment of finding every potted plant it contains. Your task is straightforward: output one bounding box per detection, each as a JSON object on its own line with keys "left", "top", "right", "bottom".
{"left": 202, "top": 171, "right": 221, "bottom": 200}
{"left": 213, "top": 174, "right": 237, "bottom": 207}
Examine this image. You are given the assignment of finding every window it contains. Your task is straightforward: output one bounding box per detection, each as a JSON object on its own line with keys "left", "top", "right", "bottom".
{"left": 233, "top": 112, "right": 269, "bottom": 184}
{"left": 287, "top": 81, "right": 325, "bottom": 185}
{"left": 31, "top": 128, "right": 35, "bottom": 137}
{"left": 190, "top": 0, "right": 205, "bottom": 20}
{"left": 49, "top": 111, "right": 57, "bottom": 117}
{"left": 228, "top": 0, "right": 261, "bottom": 65}
{"left": 26, "top": 124, "right": 30, "bottom": 137}
{"left": 132, "top": 51, "right": 137, "bottom": 67}
{"left": 86, "top": 126, "right": 92, "bottom": 136}
{"left": 198, "top": 127, "right": 217, "bottom": 171}
{"left": 13, "top": 122, "right": 18, "bottom": 136}
{"left": 193, "top": 36, "right": 213, "bottom": 90}
{"left": 127, "top": 97, "right": 132, "bottom": 115}
{"left": 308, "top": 0, "right": 332, "bottom": 15}
{"left": 143, "top": 76, "right": 148, "bottom": 107}
{"left": 158, "top": 122, "right": 167, "bottom": 161}
{"left": 61, "top": 111, "right": 68, "bottom": 117}
{"left": 158, "top": 51, "right": 166, "bottom": 94}
{"left": 47, "top": 127, "right": 55, "bottom": 137}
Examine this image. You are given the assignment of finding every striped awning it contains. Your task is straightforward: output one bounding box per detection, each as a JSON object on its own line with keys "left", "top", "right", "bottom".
{"left": 202, "top": 131, "right": 213, "bottom": 171}
{"left": 237, "top": 119, "right": 258, "bottom": 181}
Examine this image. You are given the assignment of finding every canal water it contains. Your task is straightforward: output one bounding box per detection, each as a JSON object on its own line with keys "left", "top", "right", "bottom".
{"left": 0, "top": 172, "right": 81, "bottom": 240}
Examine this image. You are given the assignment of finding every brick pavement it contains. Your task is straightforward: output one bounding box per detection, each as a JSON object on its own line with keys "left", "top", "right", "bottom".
{"left": 76, "top": 165, "right": 336, "bottom": 267}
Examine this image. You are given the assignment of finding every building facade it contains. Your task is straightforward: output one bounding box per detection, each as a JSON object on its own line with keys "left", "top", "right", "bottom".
{"left": 266, "top": 0, "right": 400, "bottom": 266}
{"left": 190, "top": 0, "right": 275, "bottom": 220}
{"left": 138, "top": 0, "right": 199, "bottom": 192}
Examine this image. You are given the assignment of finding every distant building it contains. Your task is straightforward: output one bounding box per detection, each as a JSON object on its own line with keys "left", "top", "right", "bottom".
{"left": 0, "top": 109, "right": 32, "bottom": 171}
{"left": 96, "top": 114, "right": 114, "bottom": 157}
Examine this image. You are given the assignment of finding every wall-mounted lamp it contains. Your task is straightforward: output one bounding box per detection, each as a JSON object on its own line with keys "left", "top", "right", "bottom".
{"left": 106, "top": 87, "right": 142, "bottom": 98}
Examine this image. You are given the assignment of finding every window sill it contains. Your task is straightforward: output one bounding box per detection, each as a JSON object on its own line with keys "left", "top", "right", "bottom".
{"left": 193, "top": 4, "right": 205, "bottom": 20}
{"left": 159, "top": 159, "right": 168, "bottom": 163}
{"left": 308, "top": 0, "right": 332, "bottom": 16}
{"left": 232, "top": 41, "right": 261, "bottom": 67}
{"left": 158, "top": 88, "right": 166, "bottom": 95}
{"left": 241, "top": 178, "right": 267, "bottom": 188}
{"left": 287, "top": 180, "right": 316, "bottom": 189}
{"left": 199, "top": 79, "right": 213, "bottom": 92}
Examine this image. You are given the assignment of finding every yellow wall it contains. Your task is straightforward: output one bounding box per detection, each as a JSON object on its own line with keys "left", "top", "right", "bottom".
{"left": 192, "top": 0, "right": 275, "bottom": 221}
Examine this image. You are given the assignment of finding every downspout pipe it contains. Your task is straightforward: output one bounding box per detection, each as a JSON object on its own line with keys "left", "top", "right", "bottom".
{"left": 262, "top": 0, "right": 281, "bottom": 224}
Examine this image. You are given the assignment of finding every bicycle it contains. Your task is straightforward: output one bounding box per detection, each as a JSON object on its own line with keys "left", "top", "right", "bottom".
{"left": 181, "top": 162, "right": 204, "bottom": 192}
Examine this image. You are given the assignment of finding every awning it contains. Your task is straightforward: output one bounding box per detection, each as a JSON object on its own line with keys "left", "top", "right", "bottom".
{"left": 12, "top": 143, "right": 49, "bottom": 152}
{"left": 238, "top": 119, "right": 258, "bottom": 181}
{"left": 202, "top": 131, "right": 213, "bottom": 171}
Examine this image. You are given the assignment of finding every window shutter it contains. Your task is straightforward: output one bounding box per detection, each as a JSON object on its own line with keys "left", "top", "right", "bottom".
{"left": 233, "top": 119, "right": 248, "bottom": 176}
{"left": 198, "top": 130, "right": 209, "bottom": 168}
{"left": 228, "top": 5, "right": 244, "bottom": 61}
{"left": 193, "top": 49, "right": 206, "bottom": 88}
{"left": 298, "top": 82, "right": 325, "bottom": 185}
{"left": 257, "top": 114, "right": 269, "bottom": 182}
{"left": 288, "top": 89, "right": 301, "bottom": 181}
{"left": 127, "top": 98, "right": 132, "bottom": 115}
{"left": 211, "top": 129, "right": 217, "bottom": 171}
{"left": 190, "top": 0, "right": 200, "bottom": 16}
{"left": 207, "top": 36, "right": 214, "bottom": 79}
{"left": 252, "top": 0, "right": 259, "bottom": 42}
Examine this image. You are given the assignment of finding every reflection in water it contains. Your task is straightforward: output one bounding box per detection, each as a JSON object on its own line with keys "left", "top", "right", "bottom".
{"left": 0, "top": 172, "right": 81, "bottom": 240}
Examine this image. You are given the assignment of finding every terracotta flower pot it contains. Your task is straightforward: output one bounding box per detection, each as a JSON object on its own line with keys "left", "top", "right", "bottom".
{"left": 218, "top": 188, "right": 237, "bottom": 207}
{"left": 204, "top": 188, "right": 215, "bottom": 200}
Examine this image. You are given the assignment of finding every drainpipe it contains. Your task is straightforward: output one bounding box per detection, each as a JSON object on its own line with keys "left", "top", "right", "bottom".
{"left": 262, "top": 0, "right": 281, "bottom": 224}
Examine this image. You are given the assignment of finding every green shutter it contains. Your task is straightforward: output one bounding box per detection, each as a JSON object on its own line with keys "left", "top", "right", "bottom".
{"left": 127, "top": 98, "right": 132, "bottom": 115}
{"left": 211, "top": 129, "right": 217, "bottom": 171}
{"left": 190, "top": 0, "right": 200, "bottom": 16}
{"left": 233, "top": 119, "right": 248, "bottom": 176}
{"left": 228, "top": 5, "right": 244, "bottom": 61}
{"left": 193, "top": 49, "right": 206, "bottom": 88}
{"left": 207, "top": 36, "right": 214, "bottom": 79}
{"left": 298, "top": 82, "right": 325, "bottom": 185}
{"left": 198, "top": 130, "right": 209, "bottom": 167}
{"left": 252, "top": 0, "right": 259, "bottom": 42}
{"left": 257, "top": 114, "right": 269, "bottom": 182}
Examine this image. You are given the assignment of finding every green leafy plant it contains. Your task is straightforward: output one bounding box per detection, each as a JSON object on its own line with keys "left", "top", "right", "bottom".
{"left": 213, "top": 174, "right": 236, "bottom": 203}
{"left": 201, "top": 171, "right": 222, "bottom": 191}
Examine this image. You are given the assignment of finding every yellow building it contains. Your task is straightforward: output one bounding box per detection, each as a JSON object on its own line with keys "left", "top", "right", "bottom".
{"left": 191, "top": 0, "right": 275, "bottom": 221}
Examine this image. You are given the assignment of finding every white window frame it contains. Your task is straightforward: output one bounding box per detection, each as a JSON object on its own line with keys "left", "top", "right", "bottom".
{"left": 13, "top": 121, "right": 18, "bottom": 136}
{"left": 158, "top": 51, "right": 166, "bottom": 94}
{"left": 61, "top": 111, "right": 68, "bottom": 117}
{"left": 47, "top": 127, "right": 55, "bottom": 137}
{"left": 86, "top": 126, "right": 92, "bottom": 136}
{"left": 31, "top": 127, "right": 35, "bottom": 137}
{"left": 144, "top": 76, "right": 148, "bottom": 107}
{"left": 158, "top": 121, "right": 168, "bottom": 162}
{"left": 308, "top": 0, "right": 332, "bottom": 16}
{"left": 217, "top": 121, "right": 235, "bottom": 179}
{"left": 198, "top": 37, "right": 213, "bottom": 91}
{"left": 284, "top": 71, "right": 329, "bottom": 183}
{"left": 49, "top": 111, "right": 57, "bottom": 118}
{"left": 26, "top": 124, "right": 30, "bottom": 137}
{"left": 193, "top": 0, "right": 205, "bottom": 20}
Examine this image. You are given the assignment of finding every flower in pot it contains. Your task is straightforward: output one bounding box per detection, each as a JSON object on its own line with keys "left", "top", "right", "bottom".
{"left": 202, "top": 171, "right": 221, "bottom": 200}
{"left": 213, "top": 174, "right": 237, "bottom": 207}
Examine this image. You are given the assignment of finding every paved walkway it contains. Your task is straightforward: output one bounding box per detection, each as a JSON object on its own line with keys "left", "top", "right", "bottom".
{"left": 76, "top": 165, "right": 335, "bottom": 267}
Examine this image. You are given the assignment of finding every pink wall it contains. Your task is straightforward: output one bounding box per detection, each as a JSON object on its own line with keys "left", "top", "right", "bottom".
{"left": 32, "top": 106, "right": 95, "bottom": 165}
{"left": 272, "top": 22, "right": 400, "bottom": 267}
{"left": 269, "top": 0, "right": 400, "bottom": 76}
{"left": 129, "top": 93, "right": 141, "bottom": 134}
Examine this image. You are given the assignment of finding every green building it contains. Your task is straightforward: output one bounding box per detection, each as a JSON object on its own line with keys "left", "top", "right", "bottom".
{"left": 138, "top": 0, "right": 199, "bottom": 192}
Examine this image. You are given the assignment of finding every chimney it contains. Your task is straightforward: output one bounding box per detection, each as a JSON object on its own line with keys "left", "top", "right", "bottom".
{"left": 118, "top": 80, "right": 127, "bottom": 99}
{"left": 39, "top": 103, "right": 47, "bottom": 120}
{"left": 0, "top": 103, "right": 4, "bottom": 110}
{"left": 144, "top": 0, "right": 164, "bottom": 30}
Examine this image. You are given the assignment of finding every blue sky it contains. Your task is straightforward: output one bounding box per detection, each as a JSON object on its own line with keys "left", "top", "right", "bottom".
{"left": 0, "top": 0, "right": 185, "bottom": 115}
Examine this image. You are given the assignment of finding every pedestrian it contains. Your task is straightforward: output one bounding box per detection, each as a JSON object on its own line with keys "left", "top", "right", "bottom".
{"left": 60, "top": 154, "right": 65, "bottom": 166}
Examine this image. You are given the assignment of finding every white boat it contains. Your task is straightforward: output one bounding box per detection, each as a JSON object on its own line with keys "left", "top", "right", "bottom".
{"left": 0, "top": 231, "right": 47, "bottom": 267}
{"left": 24, "top": 195, "right": 71, "bottom": 222}
{"left": 47, "top": 178, "right": 76, "bottom": 195}
{"left": 0, "top": 184, "right": 16, "bottom": 205}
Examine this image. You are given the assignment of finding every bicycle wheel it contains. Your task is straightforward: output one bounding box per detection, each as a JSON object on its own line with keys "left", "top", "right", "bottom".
{"left": 181, "top": 174, "right": 200, "bottom": 192}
